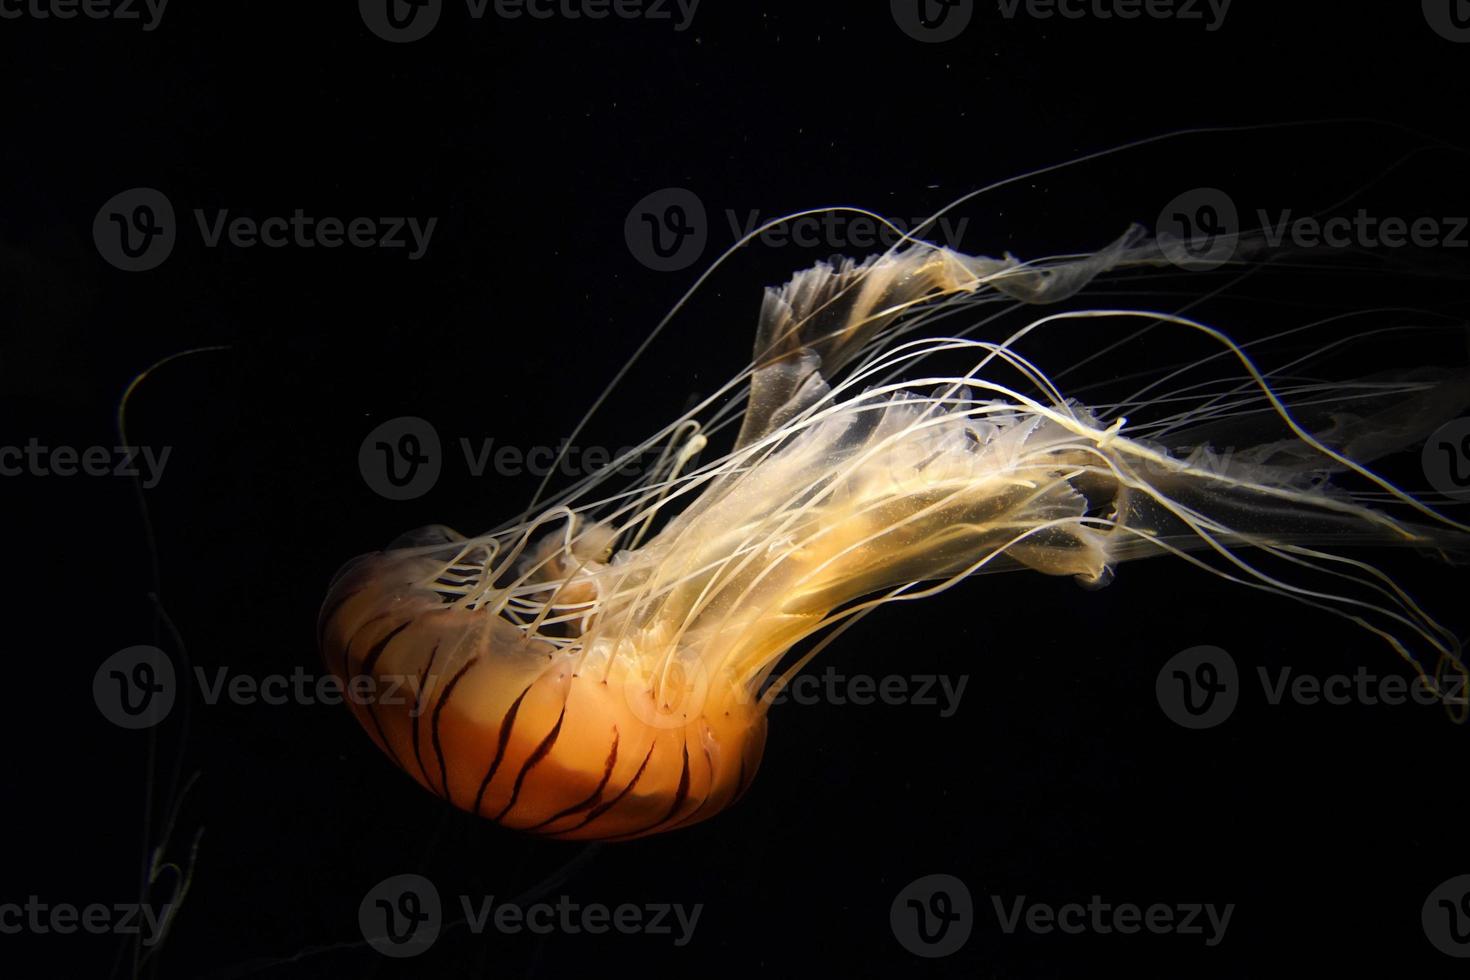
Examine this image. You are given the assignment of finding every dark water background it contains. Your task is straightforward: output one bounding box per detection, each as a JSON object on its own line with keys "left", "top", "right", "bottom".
{"left": 5, "top": 2, "right": 1470, "bottom": 976}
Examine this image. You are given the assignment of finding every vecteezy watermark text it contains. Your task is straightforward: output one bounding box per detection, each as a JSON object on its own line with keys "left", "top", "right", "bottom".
{"left": 359, "top": 0, "right": 699, "bottom": 43}
{"left": 724, "top": 209, "right": 970, "bottom": 253}
{"left": 359, "top": 415, "right": 665, "bottom": 501}
{"left": 0, "top": 0, "right": 167, "bottom": 30}
{"left": 991, "top": 894, "right": 1234, "bottom": 946}
{"left": 93, "top": 647, "right": 452, "bottom": 729}
{"left": 1157, "top": 645, "right": 1467, "bottom": 728}
{"left": 890, "top": 874, "right": 1233, "bottom": 957}
{"left": 1258, "top": 209, "right": 1468, "bottom": 250}
{"left": 892, "top": 0, "right": 1229, "bottom": 42}
{"left": 359, "top": 874, "right": 700, "bottom": 958}
{"left": 0, "top": 897, "right": 173, "bottom": 947}
{"left": 97, "top": 646, "right": 972, "bottom": 728}
{"left": 94, "top": 188, "right": 437, "bottom": 271}
{"left": 996, "top": 0, "right": 1231, "bottom": 31}
{"left": 194, "top": 209, "right": 436, "bottom": 259}
{"left": 1, "top": 440, "right": 170, "bottom": 488}
{"left": 765, "top": 667, "right": 968, "bottom": 717}
{"left": 624, "top": 187, "right": 973, "bottom": 273}
{"left": 1156, "top": 187, "right": 1469, "bottom": 271}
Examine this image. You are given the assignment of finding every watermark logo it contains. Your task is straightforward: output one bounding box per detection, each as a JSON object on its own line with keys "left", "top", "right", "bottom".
{"left": 0, "top": 0, "right": 168, "bottom": 30}
{"left": 358, "top": 416, "right": 663, "bottom": 500}
{"left": 625, "top": 187, "right": 707, "bottom": 272}
{"left": 891, "top": 874, "right": 973, "bottom": 957}
{"left": 1424, "top": 0, "right": 1470, "bottom": 42}
{"left": 359, "top": 875, "right": 701, "bottom": 956}
{"left": 94, "top": 188, "right": 437, "bottom": 271}
{"left": 992, "top": 894, "right": 1234, "bottom": 946}
{"left": 891, "top": 0, "right": 973, "bottom": 43}
{"left": 360, "top": 0, "right": 443, "bottom": 42}
{"left": 996, "top": 0, "right": 1231, "bottom": 31}
{"left": 726, "top": 208, "right": 969, "bottom": 253}
{"left": 359, "top": 416, "right": 443, "bottom": 501}
{"left": 0, "top": 439, "right": 170, "bottom": 487}
{"left": 94, "top": 188, "right": 176, "bottom": 272}
{"left": 893, "top": 875, "right": 1233, "bottom": 954}
{"left": 1423, "top": 418, "right": 1470, "bottom": 502}
{"left": 626, "top": 189, "right": 973, "bottom": 271}
{"left": 1258, "top": 209, "right": 1467, "bottom": 250}
{"left": 102, "top": 657, "right": 972, "bottom": 726}
{"left": 361, "top": 0, "right": 699, "bottom": 43}
{"left": 767, "top": 668, "right": 969, "bottom": 717}
{"left": 1156, "top": 187, "right": 1238, "bottom": 271}
{"left": 1158, "top": 187, "right": 1468, "bottom": 269}
{"left": 97, "top": 659, "right": 468, "bottom": 727}
{"left": 1259, "top": 666, "right": 1463, "bottom": 709}
{"left": 93, "top": 646, "right": 176, "bottom": 729}
{"left": 195, "top": 667, "right": 440, "bottom": 713}
{"left": 193, "top": 209, "right": 436, "bottom": 259}
{"left": 0, "top": 897, "right": 174, "bottom": 946}
{"left": 360, "top": 874, "right": 442, "bottom": 958}
{"left": 1156, "top": 645, "right": 1238, "bottom": 729}
{"left": 1424, "top": 874, "right": 1470, "bottom": 957}
{"left": 1158, "top": 646, "right": 1464, "bottom": 727}
{"left": 620, "top": 668, "right": 970, "bottom": 726}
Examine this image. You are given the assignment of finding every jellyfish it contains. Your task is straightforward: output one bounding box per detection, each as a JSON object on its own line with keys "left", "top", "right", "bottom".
{"left": 319, "top": 207, "right": 1470, "bottom": 841}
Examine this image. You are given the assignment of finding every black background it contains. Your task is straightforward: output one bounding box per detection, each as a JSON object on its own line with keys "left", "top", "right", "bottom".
{"left": 5, "top": 1, "right": 1470, "bottom": 977}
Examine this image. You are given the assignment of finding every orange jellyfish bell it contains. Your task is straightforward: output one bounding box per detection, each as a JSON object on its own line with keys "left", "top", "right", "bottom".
{"left": 319, "top": 524, "right": 769, "bottom": 841}
{"left": 322, "top": 227, "right": 1470, "bottom": 840}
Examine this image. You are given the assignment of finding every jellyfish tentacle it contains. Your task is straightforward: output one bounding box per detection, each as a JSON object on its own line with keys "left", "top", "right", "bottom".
{"left": 322, "top": 208, "right": 1470, "bottom": 840}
